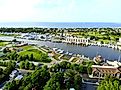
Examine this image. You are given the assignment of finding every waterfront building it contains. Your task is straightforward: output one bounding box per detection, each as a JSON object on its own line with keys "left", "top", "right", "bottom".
{"left": 63, "top": 36, "right": 89, "bottom": 45}
{"left": 90, "top": 61, "right": 121, "bottom": 79}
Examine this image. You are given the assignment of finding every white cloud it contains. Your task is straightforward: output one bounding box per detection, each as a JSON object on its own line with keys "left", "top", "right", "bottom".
{"left": 0, "top": 0, "right": 121, "bottom": 22}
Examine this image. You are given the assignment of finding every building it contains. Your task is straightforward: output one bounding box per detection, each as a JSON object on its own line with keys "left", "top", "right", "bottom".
{"left": 119, "top": 38, "right": 121, "bottom": 43}
{"left": 90, "top": 62, "right": 121, "bottom": 79}
{"left": 63, "top": 36, "right": 89, "bottom": 45}
{"left": 15, "top": 75, "right": 23, "bottom": 80}
{"left": 9, "top": 70, "right": 20, "bottom": 78}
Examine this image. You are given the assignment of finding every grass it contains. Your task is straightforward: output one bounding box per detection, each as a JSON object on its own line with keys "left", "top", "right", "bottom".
{"left": 71, "top": 31, "right": 118, "bottom": 44}
{"left": 18, "top": 48, "right": 51, "bottom": 62}
{"left": 0, "top": 41, "right": 9, "bottom": 46}
{"left": 20, "top": 45, "right": 35, "bottom": 50}
{"left": 19, "top": 49, "right": 42, "bottom": 59}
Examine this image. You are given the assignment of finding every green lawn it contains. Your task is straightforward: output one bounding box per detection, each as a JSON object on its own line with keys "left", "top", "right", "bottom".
{"left": 71, "top": 31, "right": 118, "bottom": 44}
{"left": 19, "top": 49, "right": 42, "bottom": 59}
{"left": 19, "top": 48, "right": 51, "bottom": 62}
{"left": 0, "top": 42, "right": 9, "bottom": 46}
{"left": 20, "top": 45, "right": 35, "bottom": 50}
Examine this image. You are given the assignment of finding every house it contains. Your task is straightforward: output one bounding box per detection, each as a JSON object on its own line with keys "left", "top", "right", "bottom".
{"left": 90, "top": 65, "right": 121, "bottom": 79}
{"left": 9, "top": 70, "right": 20, "bottom": 78}
{"left": 90, "top": 61, "right": 121, "bottom": 79}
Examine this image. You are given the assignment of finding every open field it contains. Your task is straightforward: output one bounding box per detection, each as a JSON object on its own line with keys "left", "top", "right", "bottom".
{"left": 18, "top": 46, "right": 51, "bottom": 62}
{"left": 0, "top": 41, "right": 9, "bottom": 46}
{"left": 20, "top": 45, "right": 35, "bottom": 50}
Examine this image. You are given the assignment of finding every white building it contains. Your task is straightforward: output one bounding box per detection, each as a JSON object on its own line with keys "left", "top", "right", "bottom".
{"left": 119, "top": 38, "right": 121, "bottom": 42}
{"left": 9, "top": 70, "right": 19, "bottom": 78}
{"left": 63, "top": 36, "right": 89, "bottom": 44}
{"left": 15, "top": 75, "right": 23, "bottom": 80}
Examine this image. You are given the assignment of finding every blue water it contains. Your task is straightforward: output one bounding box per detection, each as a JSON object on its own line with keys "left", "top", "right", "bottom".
{"left": 0, "top": 22, "right": 121, "bottom": 28}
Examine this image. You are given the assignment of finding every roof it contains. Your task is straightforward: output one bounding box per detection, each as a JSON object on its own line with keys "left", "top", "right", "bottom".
{"left": 92, "top": 65, "right": 118, "bottom": 69}
{"left": 15, "top": 75, "right": 23, "bottom": 80}
{"left": 11, "top": 70, "right": 18, "bottom": 74}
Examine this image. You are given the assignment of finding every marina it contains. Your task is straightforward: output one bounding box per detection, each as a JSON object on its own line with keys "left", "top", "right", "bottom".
{"left": 0, "top": 36, "right": 121, "bottom": 61}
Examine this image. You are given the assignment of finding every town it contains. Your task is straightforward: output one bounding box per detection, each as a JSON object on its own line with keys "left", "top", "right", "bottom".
{"left": 0, "top": 28, "right": 121, "bottom": 90}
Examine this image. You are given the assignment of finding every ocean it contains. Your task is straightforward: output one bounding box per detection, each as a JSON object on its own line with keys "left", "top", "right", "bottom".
{"left": 0, "top": 22, "right": 121, "bottom": 28}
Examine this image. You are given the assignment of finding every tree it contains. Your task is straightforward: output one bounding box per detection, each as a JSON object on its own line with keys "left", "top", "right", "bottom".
{"left": 23, "top": 83, "right": 32, "bottom": 90}
{"left": 29, "top": 63, "right": 35, "bottom": 70}
{"left": 97, "top": 76, "right": 121, "bottom": 90}
{"left": 0, "top": 68, "right": 3, "bottom": 74}
{"left": 74, "top": 74, "right": 82, "bottom": 90}
{"left": 101, "top": 41, "right": 104, "bottom": 44}
{"left": 17, "top": 56, "right": 23, "bottom": 61}
{"left": 19, "top": 61, "right": 25, "bottom": 69}
{"left": 30, "top": 54, "right": 34, "bottom": 61}
{"left": 4, "top": 80, "right": 18, "bottom": 90}
{"left": 3, "top": 48, "right": 7, "bottom": 53}
{"left": 43, "top": 72, "right": 62, "bottom": 90}
{"left": 25, "top": 55, "right": 29, "bottom": 60}
{"left": 25, "top": 60, "right": 29, "bottom": 70}
{"left": 12, "top": 39, "right": 17, "bottom": 42}
{"left": 87, "top": 66, "right": 92, "bottom": 75}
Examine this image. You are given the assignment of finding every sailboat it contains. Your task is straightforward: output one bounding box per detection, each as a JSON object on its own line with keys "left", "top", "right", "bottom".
{"left": 118, "top": 55, "right": 120, "bottom": 62}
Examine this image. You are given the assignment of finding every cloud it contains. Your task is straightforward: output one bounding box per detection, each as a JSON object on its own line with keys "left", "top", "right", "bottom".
{"left": 0, "top": 0, "right": 121, "bottom": 22}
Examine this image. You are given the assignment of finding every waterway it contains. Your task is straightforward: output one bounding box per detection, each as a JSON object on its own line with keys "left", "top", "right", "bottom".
{"left": 0, "top": 36, "right": 121, "bottom": 60}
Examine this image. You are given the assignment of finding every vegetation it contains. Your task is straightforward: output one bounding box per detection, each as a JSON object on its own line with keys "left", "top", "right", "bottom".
{"left": 61, "top": 55, "right": 72, "bottom": 60}
{"left": 4, "top": 61, "right": 85, "bottom": 90}
{"left": 0, "top": 61, "right": 16, "bottom": 67}
{"left": 0, "top": 33, "right": 20, "bottom": 37}
{"left": 19, "top": 49, "right": 51, "bottom": 62}
{"left": 52, "top": 53, "right": 61, "bottom": 60}
{"left": 0, "top": 61, "right": 15, "bottom": 84}
{"left": 0, "top": 41, "right": 9, "bottom": 46}
{"left": 19, "top": 60, "right": 35, "bottom": 70}
{"left": 97, "top": 76, "right": 121, "bottom": 90}
{"left": 5, "top": 47, "right": 51, "bottom": 63}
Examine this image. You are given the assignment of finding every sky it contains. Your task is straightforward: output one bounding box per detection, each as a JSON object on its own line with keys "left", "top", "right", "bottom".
{"left": 0, "top": 0, "right": 121, "bottom": 22}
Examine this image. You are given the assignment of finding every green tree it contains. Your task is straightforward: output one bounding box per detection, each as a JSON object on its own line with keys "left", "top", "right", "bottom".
{"left": 29, "top": 63, "right": 35, "bottom": 70}
{"left": 25, "top": 60, "right": 29, "bottom": 70}
{"left": 19, "top": 61, "right": 25, "bottom": 69}
{"left": 30, "top": 54, "right": 34, "bottom": 61}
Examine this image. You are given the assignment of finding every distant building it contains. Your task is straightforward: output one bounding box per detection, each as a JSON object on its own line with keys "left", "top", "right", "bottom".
{"left": 63, "top": 36, "right": 89, "bottom": 44}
